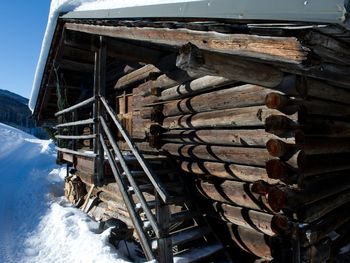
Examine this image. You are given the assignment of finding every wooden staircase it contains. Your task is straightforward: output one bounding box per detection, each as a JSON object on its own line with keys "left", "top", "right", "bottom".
{"left": 98, "top": 96, "right": 230, "bottom": 262}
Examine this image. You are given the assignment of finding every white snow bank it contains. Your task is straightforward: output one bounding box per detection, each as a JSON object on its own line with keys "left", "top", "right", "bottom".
{"left": 0, "top": 123, "right": 129, "bottom": 263}
{"left": 29, "top": 0, "right": 201, "bottom": 111}
{"left": 23, "top": 199, "right": 127, "bottom": 263}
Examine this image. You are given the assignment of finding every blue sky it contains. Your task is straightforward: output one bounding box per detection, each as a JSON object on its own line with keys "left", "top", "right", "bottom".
{"left": 0, "top": 1, "right": 50, "bottom": 99}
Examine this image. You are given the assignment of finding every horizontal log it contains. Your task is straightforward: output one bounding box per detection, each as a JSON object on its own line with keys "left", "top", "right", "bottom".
{"left": 162, "top": 143, "right": 273, "bottom": 167}
{"left": 163, "top": 106, "right": 296, "bottom": 129}
{"left": 228, "top": 225, "right": 273, "bottom": 260}
{"left": 266, "top": 153, "right": 350, "bottom": 179}
{"left": 160, "top": 75, "right": 234, "bottom": 101}
{"left": 151, "top": 70, "right": 194, "bottom": 90}
{"left": 266, "top": 137, "right": 350, "bottom": 157}
{"left": 266, "top": 115, "right": 350, "bottom": 137}
{"left": 286, "top": 63, "right": 350, "bottom": 90}
{"left": 179, "top": 160, "right": 277, "bottom": 184}
{"left": 65, "top": 23, "right": 306, "bottom": 64}
{"left": 162, "top": 129, "right": 294, "bottom": 147}
{"left": 114, "top": 64, "right": 159, "bottom": 90}
{"left": 114, "top": 53, "right": 181, "bottom": 90}
{"left": 196, "top": 180, "right": 272, "bottom": 212}
{"left": 299, "top": 77, "right": 350, "bottom": 105}
{"left": 176, "top": 43, "right": 284, "bottom": 88}
{"left": 267, "top": 176, "right": 350, "bottom": 212}
{"left": 162, "top": 84, "right": 280, "bottom": 117}
{"left": 265, "top": 93, "right": 350, "bottom": 118}
{"left": 300, "top": 202, "right": 350, "bottom": 246}
{"left": 302, "top": 31, "right": 350, "bottom": 66}
{"left": 297, "top": 169, "right": 350, "bottom": 190}
{"left": 211, "top": 202, "right": 289, "bottom": 236}
{"left": 294, "top": 188, "right": 350, "bottom": 223}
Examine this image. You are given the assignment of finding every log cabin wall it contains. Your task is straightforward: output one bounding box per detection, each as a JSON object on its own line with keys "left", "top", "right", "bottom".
{"left": 36, "top": 18, "right": 350, "bottom": 262}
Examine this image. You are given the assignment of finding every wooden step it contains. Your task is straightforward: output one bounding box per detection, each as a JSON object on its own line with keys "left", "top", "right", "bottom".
{"left": 174, "top": 242, "right": 224, "bottom": 262}
{"left": 151, "top": 226, "right": 211, "bottom": 250}
{"left": 171, "top": 226, "right": 211, "bottom": 247}
{"left": 170, "top": 210, "right": 199, "bottom": 224}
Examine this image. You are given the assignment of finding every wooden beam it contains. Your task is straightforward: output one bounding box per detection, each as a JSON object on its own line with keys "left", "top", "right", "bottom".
{"left": 176, "top": 43, "right": 284, "bottom": 88}
{"left": 64, "top": 22, "right": 307, "bottom": 64}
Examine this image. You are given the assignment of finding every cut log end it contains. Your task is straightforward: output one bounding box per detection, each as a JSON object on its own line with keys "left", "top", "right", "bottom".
{"left": 268, "top": 187, "right": 285, "bottom": 212}
{"left": 265, "top": 93, "right": 288, "bottom": 109}
{"left": 266, "top": 139, "right": 287, "bottom": 157}
{"left": 266, "top": 159, "right": 287, "bottom": 179}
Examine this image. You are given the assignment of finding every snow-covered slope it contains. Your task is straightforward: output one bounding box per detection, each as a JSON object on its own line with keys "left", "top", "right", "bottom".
{"left": 0, "top": 123, "right": 128, "bottom": 263}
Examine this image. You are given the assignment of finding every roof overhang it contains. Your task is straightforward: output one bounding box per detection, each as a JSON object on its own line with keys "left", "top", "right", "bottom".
{"left": 63, "top": 0, "right": 349, "bottom": 25}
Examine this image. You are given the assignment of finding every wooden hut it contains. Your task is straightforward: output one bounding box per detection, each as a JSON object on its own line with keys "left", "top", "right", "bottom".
{"left": 30, "top": 1, "right": 350, "bottom": 262}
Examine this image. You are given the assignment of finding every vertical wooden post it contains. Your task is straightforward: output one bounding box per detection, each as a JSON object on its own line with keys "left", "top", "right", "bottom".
{"left": 93, "top": 36, "right": 107, "bottom": 186}
{"left": 72, "top": 110, "right": 77, "bottom": 151}
{"left": 156, "top": 193, "right": 173, "bottom": 263}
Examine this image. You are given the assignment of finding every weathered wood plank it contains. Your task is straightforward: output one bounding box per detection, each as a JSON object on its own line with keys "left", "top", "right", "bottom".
{"left": 65, "top": 23, "right": 307, "bottom": 64}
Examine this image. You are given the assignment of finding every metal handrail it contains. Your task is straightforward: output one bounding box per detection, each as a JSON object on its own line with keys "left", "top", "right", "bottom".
{"left": 100, "top": 96, "right": 170, "bottom": 203}
{"left": 55, "top": 96, "right": 95, "bottom": 116}
{"left": 100, "top": 135, "right": 155, "bottom": 260}
{"left": 100, "top": 117, "right": 161, "bottom": 237}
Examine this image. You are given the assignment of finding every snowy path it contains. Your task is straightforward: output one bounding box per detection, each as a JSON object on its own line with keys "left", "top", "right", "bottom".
{"left": 0, "top": 123, "right": 128, "bottom": 263}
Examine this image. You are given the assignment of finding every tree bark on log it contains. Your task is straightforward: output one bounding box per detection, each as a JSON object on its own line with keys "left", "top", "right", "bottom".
{"left": 210, "top": 202, "right": 288, "bottom": 236}
{"left": 162, "top": 129, "right": 294, "bottom": 147}
{"left": 266, "top": 137, "right": 350, "bottom": 157}
{"left": 163, "top": 143, "right": 273, "bottom": 167}
{"left": 162, "top": 84, "right": 280, "bottom": 117}
{"left": 176, "top": 43, "right": 284, "bottom": 88}
{"left": 160, "top": 75, "right": 234, "bottom": 101}
{"left": 179, "top": 160, "right": 277, "bottom": 184}
{"left": 162, "top": 106, "right": 296, "bottom": 129}
{"left": 196, "top": 180, "right": 272, "bottom": 212}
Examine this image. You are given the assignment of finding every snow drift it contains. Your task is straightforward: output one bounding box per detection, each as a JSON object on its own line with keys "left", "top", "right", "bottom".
{"left": 0, "top": 123, "right": 128, "bottom": 263}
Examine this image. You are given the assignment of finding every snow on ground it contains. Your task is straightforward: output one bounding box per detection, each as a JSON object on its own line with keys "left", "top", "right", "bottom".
{"left": 29, "top": 0, "right": 201, "bottom": 111}
{"left": 0, "top": 123, "right": 129, "bottom": 263}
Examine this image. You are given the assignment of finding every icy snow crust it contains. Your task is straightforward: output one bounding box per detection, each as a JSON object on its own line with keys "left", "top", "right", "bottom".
{"left": 29, "top": 0, "right": 200, "bottom": 111}
{"left": 0, "top": 123, "right": 128, "bottom": 263}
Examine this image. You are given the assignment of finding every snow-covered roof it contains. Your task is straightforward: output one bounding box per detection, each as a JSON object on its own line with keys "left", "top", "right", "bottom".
{"left": 29, "top": 0, "right": 203, "bottom": 112}
{"left": 29, "top": 0, "right": 349, "bottom": 112}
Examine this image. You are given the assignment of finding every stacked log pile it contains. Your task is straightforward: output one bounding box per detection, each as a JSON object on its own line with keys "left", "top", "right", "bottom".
{"left": 135, "top": 38, "right": 350, "bottom": 261}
